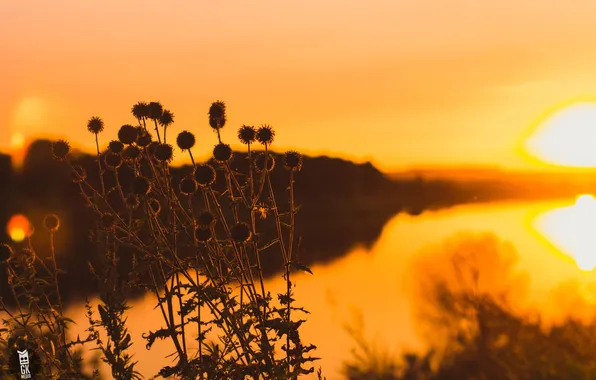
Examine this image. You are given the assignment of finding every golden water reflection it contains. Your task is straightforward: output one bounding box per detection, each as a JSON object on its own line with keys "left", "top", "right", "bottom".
{"left": 65, "top": 199, "right": 596, "bottom": 379}
{"left": 532, "top": 194, "right": 596, "bottom": 271}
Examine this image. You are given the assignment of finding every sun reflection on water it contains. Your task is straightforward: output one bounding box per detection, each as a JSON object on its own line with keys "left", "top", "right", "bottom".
{"left": 533, "top": 194, "right": 596, "bottom": 271}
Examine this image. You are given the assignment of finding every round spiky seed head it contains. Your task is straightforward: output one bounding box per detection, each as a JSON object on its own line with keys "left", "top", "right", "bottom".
{"left": 238, "top": 125, "right": 256, "bottom": 144}
{"left": 158, "top": 109, "right": 174, "bottom": 127}
{"left": 108, "top": 140, "right": 124, "bottom": 153}
{"left": 154, "top": 143, "right": 174, "bottom": 162}
{"left": 230, "top": 222, "right": 251, "bottom": 243}
{"left": 176, "top": 131, "right": 195, "bottom": 150}
{"left": 256, "top": 125, "right": 275, "bottom": 145}
{"left": 51, "top": 140, "right": 70, "bottom": 161}
{"left": 194, "top": 164, "right": 216, "bottom": 186}
{"left": 179, "top": 177, "right": 198, "bottom": 195}
{"left": 132, "top": 176, "right": 151, "bottom": 196}
{"left": 195, "top": 227, "right": 212, "bottom": 243}
{"left": 148, "top": 198, "right": 161, "bottom": 214}
{"left": 208, "top": 101, "right": 226, "bottom": 129}
{"left": 105, "top": 152, "right": 123, "bottom": 169}
{"left": 125, "top": 194, "right": 140, "bottom": 210}
{"left": 254, "top": 152, "right": 275, "bottom": 172}
{"left": 71, "top": 165, "right": 87, "bottom": 183}
{"left": 87, "top": 116, "right": 104, "bottom": 134}
{"left": 136, "top": 128, "right": 152, "bottom": 147}
{"left": 44, "top": 214, "right": 60, "bottom": 232}
{"left": 101, "top": 213, "right": 115, "bottom": 229}
{"left": 118, "top": 124, "right": 139, "bottom": 145}
{"left": 0, "top": 243, "right": 12, "bottom": 263}
{"left": 132, "top": 102, "right": 150, "bottom": 120}
{"left": 148, "top": 102, "right": 164, "bottom": 120}
{"left": 122, "top": 145, "right": 141, "bottom": 161}
{"left": 196, "top": 210, "right": 215, "bottom": 227}
{"left": 213, "top": 143, "right": 233, "bottom": 162}
{"left": 283, "top": 151, "right": 303, "bottom": 172}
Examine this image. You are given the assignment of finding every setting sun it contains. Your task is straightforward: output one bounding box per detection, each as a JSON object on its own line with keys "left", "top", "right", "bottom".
{"left": 525, "top": 103, "right": 596, "bottom": 167}
{"left": 533, "top": 194, "right": 596, "bottom": 271}
{"left": 10, "top": 132, "right": 25, "bottom": 150}
{"left": 6, "top": 214, "right": 33, "bottom": 243}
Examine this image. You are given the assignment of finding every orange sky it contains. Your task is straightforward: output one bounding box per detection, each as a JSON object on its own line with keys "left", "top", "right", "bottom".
{"left": 3, "top": 1, "right": 596, "bottom": 172}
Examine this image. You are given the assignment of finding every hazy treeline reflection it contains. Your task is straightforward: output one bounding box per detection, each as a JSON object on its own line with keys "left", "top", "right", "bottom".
{"left": 344, "top": 232, "right": 596, "bottom": 379}
{"left": 0, "top": 140, "right": 534, "bottom": 306}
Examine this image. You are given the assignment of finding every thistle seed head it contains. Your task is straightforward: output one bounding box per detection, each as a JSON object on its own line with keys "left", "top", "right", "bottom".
{"left": 256, "top": 125, "right": 275, "bottom": 145}
{"left": 230, "top": 222, "right": 252, "bottom": 243}
{"left": 101, "top": 213, "right": 116, "bottom": 229}
{"left": 71, "top": 165, "right": 87, "bottom": 183}
{"left": 52, "top": 140, "right": 70, "bottom": 161}
{"left": 196, "top": 210, "right": 215, "bottom": 227}
{"left": 213, "top": 143, "right": 233, "bottom": 162}
{"left": 209, "top": 101, "right": 226, "bottom": 129}
{"left": 254, "top": 152, "right": 275, "bottom": 173}
{"left": 122, "top": 145, "right": 141, "bottom": 162}
{"left": 195, "top": 227, "right": 212, "bottom": 243}
{"left": 176, "top": 130, "right": 196, "bottom": 150}
{"left": 238, "top": 125, "right": 256, "bottom": 144}
{"left": 132, "top": 102, "right": 150, "bottom": 120}
{"left": 105, "top": 152, "right": 123, "bottom": 169}
{"left": 125, "top": 194, "right": 140, "bottom": 210}
{"left": 87, "top": 116, "right": 104, "bottom": 134}
{"left": 194, "top": 164, "right": 216, "bottom": 186}
{"left": 108, "top": 140, "right": 124, "bottom": 153}
{"left": 153, "top": 143, "right": 174, "bottom": 163}
{"left": 118, "top": 124, "right": 139, "bottom": 145}
{"left": 179, "top": 177, "right": 198, "bottom": 195}
{"left": 158, "top": 109, "right": 174, "bottom": 127}
{"left": 148, "top": 102, "right": 164, "bottom": 120}
{"left": 43, "top": 214, "right": 60, "bottom": 232}
{"left": 136, "top": 128, "right": 152, "bottom": 147}
{"left": 283, "top": 151, "right": 303, "bottom": 172}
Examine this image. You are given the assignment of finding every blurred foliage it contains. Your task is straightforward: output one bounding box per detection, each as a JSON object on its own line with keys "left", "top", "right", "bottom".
{"left": 345, "top": 232, "right": 596, "bottom": 380}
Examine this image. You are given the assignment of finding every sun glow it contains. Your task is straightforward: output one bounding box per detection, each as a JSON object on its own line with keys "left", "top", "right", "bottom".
{"left": 533, "top": 194, "right": 596, "bottom": 271}
{"left": 525, "top": 103, "right": 596, "bottom": 167}
{"left": 6, "top": 214, "right": 33, "bottom": 243}
{"left": 10, "top": 132, "right": 25, "bottom": 149}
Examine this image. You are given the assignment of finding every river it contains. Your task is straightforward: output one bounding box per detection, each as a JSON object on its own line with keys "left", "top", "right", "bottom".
{"left": 64, "top": 196, "right": 596, "bottom": 379}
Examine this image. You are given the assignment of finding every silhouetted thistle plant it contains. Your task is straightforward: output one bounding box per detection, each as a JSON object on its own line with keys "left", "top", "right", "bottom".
{"left": 154, "top": 143, "right": 174, "bottom": 163}
{"left": 51, "top": 139, "right": 70, "bottom": 161}
{"left": 108, "top": 140, "right": 124, "bottom": 153}
{"left": 72, "top": 164, "right": 87, "bottom": 183}
{"left": 105, "top": 152, "right": 123, "bottom": 170}
{"left": 0, "top": 218, "right": 97, "bottom": 378}
{"left": 2, "top": 99, "right": 323, "bottom": 379}
{"left": 179, "top": 177, "right": 198, "bottom": 195}
{"left": 213, "top": 143, "right": 233, "bottom": 162}
{"left": 209, "top": 100, "right": 226, "bottom": 142}
{"left": 123, "top": 145, "right": 141, "bottom": 162}
{"left": 158, "top": 110, "right": 174, "bottom": 144}
{"left": 238, "top": 125, "right": 256, "bottom": 145}
{"left": 136, "top": 128, "right": 153, "bottom": 147}
{"left": 119, "top": 125, "right": 139, "bottom": 145}
{"left": 194, "top": 164, "right": 216, "bottom": 187}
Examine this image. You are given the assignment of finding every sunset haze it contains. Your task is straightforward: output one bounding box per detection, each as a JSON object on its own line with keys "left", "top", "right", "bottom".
{"left": 3, "top": 1, "right": 596, "bottom": 171}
